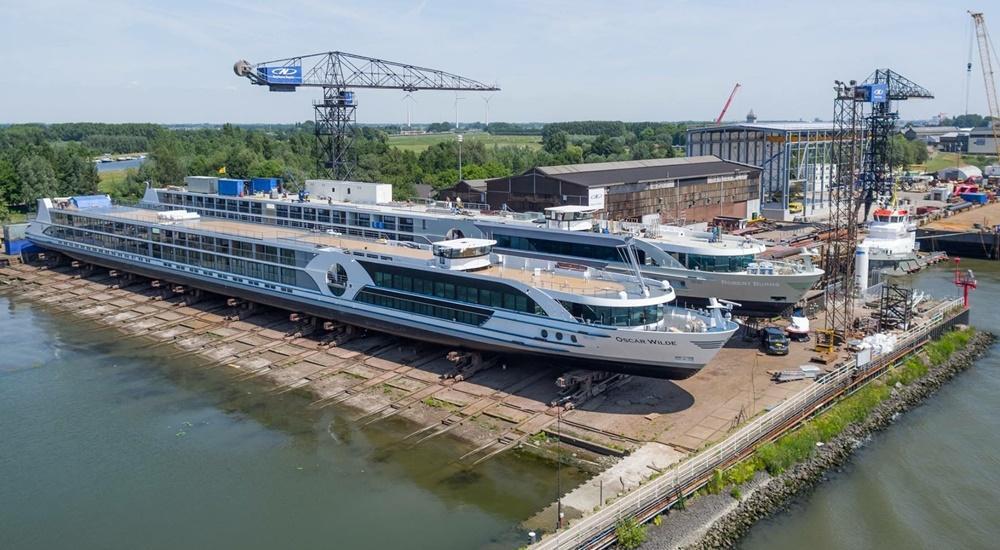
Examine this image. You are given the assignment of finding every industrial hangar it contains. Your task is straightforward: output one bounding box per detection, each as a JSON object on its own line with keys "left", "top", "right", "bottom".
{"left": 480, "top": 156, "right": 761, "bottom": 224}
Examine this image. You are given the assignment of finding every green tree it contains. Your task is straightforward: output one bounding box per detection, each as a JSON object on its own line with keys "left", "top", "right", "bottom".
{"left": 222, "top": 146, "right": 258, "bottom": 180}
{"left": 543, "top": 130, "right": 569, "bottom": 154}
{"left": 54, "top": 145, "right": 99, "bottom": 196}
{"left": 249, "top": 158, "right": 283, "bottom": 178}
{"left": 150, "top": 139, "right": 185, "bottom": 184}
{"left": 16, "top": 155, "right": 59, "bottom": 207}
{"left": 0, "top": 158, "right": 18, "bottom": 205}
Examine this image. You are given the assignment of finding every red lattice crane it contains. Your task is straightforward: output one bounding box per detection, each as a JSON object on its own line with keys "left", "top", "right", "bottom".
{"left": 715, "top": 83, "right": 741, "bottom": 124}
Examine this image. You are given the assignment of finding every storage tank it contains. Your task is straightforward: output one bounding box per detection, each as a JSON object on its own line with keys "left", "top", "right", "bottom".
{"left": 185, "top": 176, "right": 218, "bottom": 194}
{"left": 217, "top": 178, "right": 243, "bottom": 197}
{"left": 854, "top": 246, "right": 870, "bottom": 293}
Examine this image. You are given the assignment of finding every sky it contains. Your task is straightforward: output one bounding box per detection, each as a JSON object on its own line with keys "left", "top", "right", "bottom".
{"left": 1, "top": 0, "right": 997, "bottom": 125}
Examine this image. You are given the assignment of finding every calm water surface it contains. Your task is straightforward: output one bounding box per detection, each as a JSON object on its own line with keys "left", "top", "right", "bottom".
{"left": 741, "top": 261, "right": 1000, "bottom": 550}
{"left": 0, "top": 292, "right": 583, "bottom": 549}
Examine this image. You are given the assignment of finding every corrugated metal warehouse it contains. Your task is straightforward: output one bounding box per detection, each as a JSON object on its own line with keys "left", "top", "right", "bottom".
{"left": 686, "top": 122, "right": 835, "bottom": 221}
{"left": 484, "top": 156, "right": 761, "bottom": 223}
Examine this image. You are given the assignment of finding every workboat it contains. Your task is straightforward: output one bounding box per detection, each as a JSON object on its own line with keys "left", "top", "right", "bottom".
{"left": 139, "top": 185, "right": 822, "bottom": 316}
{"left": 855, "top": 206, "right": 919, "bottom": 288}
{"left": 27, "top": 196, "right": 739, "bottom": 379}
{"left": 860, "top": 206, "right": 918, "bottom": 259}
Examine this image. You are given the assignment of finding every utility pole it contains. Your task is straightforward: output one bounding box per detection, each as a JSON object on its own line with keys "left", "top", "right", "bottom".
{"left": 556, "top": 405, "right": 562, "bottom": 532}
{"left": 482, "top": 95, "right": 493, "bottom": 130}
{"left": 457, "top": 133, "right": 463, "bottom": 181}
{"left": 402, "top": 94, "right": 416, "bottom": 129}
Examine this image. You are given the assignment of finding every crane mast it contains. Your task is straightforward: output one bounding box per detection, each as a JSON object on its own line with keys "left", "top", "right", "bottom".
{"left": 969, "top": 11, "right": 1000, "bottom": 159}
{"left": 715, "top": 83, "right": 741, "bottom": 124}
{"left": 235, "top": 51, "right": 499, "bottom": 180}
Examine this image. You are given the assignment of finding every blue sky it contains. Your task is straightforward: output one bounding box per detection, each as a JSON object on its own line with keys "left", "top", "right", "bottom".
{"left": 1, "top": 0, "right": 996, "bottom": 124}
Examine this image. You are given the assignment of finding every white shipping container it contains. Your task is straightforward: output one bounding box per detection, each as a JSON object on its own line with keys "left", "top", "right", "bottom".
{"left": 305, "top": 179, "right": 393, "bottom": 204}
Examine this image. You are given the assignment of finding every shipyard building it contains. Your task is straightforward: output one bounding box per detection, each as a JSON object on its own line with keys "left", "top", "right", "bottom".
{"left": 480, "top": 156, "right": 761, "bottom": 224}
{"left": 968, "top": 127, "right": 1000, "bottom": 156}
{"left": 686, "top": 122, "right": 835, "bottom": 221}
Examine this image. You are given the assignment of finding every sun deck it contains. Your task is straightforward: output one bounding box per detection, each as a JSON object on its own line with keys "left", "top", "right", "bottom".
{"left": 65, "top": 205, "right": 640, "bottom": 298}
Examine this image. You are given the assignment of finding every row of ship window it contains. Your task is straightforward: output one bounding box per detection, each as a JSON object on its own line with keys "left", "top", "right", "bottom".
{"left": 44, "top": 226, "right": 149, "bottom": 256}
{"left": 159, "top": 193, "right": 418, "bottom": 232}
{"left": 491, "top": 233, "right": 647, "bottom": 264}
{"left": 153, "top": 245, "right": 299, "bottom": 286}
{"left": 365, "top": 264, "right": 546, "bottom": 316}
{"left": 558, "top": 301, "right": 664, "bottom": 327}
{"left": 47, "top": 214, "right": 305, "bottom": 287}
{"left": 355, "top": 289, "right": 490, "bottom": 326}
{"left": 49, "top": 211, "right": 316, "bottom": 268}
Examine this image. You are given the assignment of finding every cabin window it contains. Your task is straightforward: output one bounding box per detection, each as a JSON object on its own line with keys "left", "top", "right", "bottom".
{"left": 681, "top": 253, "right": 753, "bottom": 272}
{"left": 360, "top": 261, "right": 545, "bottom": 315}
{"left": 558, "top": 301, "right": 663, "bottom": 327}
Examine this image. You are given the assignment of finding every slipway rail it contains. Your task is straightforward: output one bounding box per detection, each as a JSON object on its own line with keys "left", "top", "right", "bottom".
{"left": 536, "top": 298, "right": 965, "bottom": 550}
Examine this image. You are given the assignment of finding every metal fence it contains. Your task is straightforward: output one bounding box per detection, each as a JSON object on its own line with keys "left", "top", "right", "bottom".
{"left": 535, "top": 298, "right": 965, "bottom": 550}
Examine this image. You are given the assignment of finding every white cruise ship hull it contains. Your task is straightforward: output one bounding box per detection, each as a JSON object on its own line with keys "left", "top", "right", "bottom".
{"left": 633, "top": 267, "right": 822, "bottom": 317}
{"left": 27, "top": 235, "right": 736, "bottom": 379}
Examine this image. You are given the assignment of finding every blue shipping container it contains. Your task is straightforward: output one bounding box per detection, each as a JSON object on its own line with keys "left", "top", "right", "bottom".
{"left": 961, "top": 192, "right": 988, "bottom": 204}
{"left": 4, "top": 239, "right": 41, "bottom": 256}
{"left": 218, "top": 178, "right": 243, "bottom": 196}
{"left": 251, "top": 178, "right": 279, "bottom": 193}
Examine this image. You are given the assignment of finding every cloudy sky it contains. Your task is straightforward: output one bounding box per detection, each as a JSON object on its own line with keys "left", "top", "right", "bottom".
{"left": 1, "top": 0, "right": 996, "bottom": 124}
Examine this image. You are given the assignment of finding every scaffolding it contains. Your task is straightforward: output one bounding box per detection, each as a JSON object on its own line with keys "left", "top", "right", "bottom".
{"left": 877, "top": 283, "right": 914, "bottom": 331}
{"left": 823, "top": 81, "right": 867, "bottom": 344}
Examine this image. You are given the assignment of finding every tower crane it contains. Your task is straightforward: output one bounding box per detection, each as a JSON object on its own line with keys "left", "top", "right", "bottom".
{"left": 821, "top": 70, "right": 932, "bottom": 347}
{"left": 969, "top": 11, "right": 1000, "bottom": 160}
{"left": 858, "top": 69, "right": 933, "bottom": 219}
{"left": 235, "top": 52, "right": 499, "bottom": 179}
{"left": 715, "top": 83, "right": 741, "bottom": 124}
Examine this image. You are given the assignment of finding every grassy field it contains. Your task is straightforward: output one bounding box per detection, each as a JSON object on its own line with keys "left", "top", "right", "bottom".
{"left": 918, "top": 151, "right": 961, "bottom": 173}
{"left": 97, "top": 168, "right": 137, "bottom": 194}
{"left": 387, "top": 133, "right": 542, "bottom": 153}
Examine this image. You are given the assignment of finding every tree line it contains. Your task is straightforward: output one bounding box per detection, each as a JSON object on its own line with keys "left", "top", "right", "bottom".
{"left": 0, "top": 120, "right": 696, "bottom": 219}
{"left": 0, "top": 125, "right": 100, "bottom": 220}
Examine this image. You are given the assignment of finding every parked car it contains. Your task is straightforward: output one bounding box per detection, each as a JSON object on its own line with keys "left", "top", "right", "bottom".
{"left": 762, "top": 326, "right": 790, "bottom": 355}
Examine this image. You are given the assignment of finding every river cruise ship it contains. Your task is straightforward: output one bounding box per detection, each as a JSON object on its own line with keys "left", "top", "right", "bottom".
{"left": 27, "top": 196, "right": 739, "bottom": 379}
{"left": 140, "top": 186, "right": 822, "bottom": 316}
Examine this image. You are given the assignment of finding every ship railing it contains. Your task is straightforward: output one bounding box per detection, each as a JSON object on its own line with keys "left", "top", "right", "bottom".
{"left": 390, "top": 197, "right": 493, "bottom": 212}
{"left": 745, "top": 258, "right": 816, "bottom": 276}
{"left": 534, "top": 296, "right": 966, "bottom": 550}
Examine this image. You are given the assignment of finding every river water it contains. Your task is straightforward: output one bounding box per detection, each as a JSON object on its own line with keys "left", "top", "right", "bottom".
{"left": 2, "top": 262, "right": 995, "bottom": 550}
{"left": 0, "top": 292, "right": 584, "bottom": 549}
{"left": 741, "top": 260, "right": 1000, "bottom": 550}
